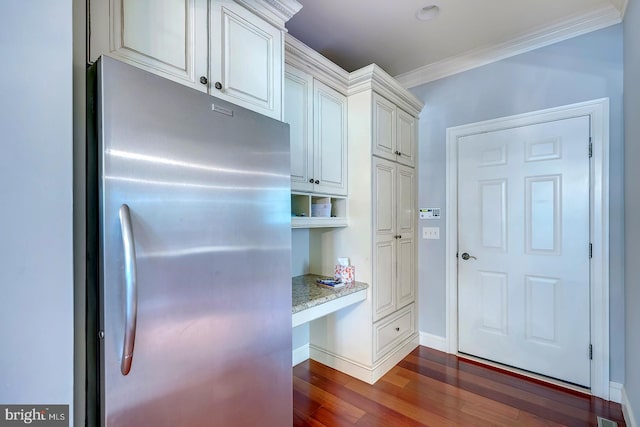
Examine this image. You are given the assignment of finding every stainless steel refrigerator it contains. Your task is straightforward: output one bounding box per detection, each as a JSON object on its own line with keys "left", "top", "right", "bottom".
{"left": 86, "top": 56, "right": 292, "bottom": 426}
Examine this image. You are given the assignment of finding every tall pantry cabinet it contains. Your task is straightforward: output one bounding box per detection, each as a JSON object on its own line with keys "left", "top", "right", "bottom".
{"left": 308, "top": 65, "right": 423, "bottom": 383}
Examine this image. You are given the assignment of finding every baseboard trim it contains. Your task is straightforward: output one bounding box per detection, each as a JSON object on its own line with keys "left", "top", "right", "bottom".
{"left": 309, "top": 334, "right": 419, "bottom": 384}
{"left": 609, "top": 382, "right": 623, "bottom": 404}
{"left": 419, "top": 332, "right": 448, "bottom": 352}
{"left": 622, "top": 387, "right": 639, "bottom": 427}
{"left": 292, "top": 344, "right": 309, "bottom": 367}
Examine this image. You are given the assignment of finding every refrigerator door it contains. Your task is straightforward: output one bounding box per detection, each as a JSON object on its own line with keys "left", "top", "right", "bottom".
{"left": 95, "top": 57, "right": 292, "bottom": 426}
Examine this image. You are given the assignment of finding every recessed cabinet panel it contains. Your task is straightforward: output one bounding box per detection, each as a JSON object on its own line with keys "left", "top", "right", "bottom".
{"left": 91, "top": 0, "right": 208, "bottom": 90}
{"left": 374, "top": 160, "right": 395, "bottom": 235}
{"left": 314, "top": 80, "right": 348, "bottom": 196}
{"left": 373, "top": 93, "right": 396, "bottom": 161}
{"left": 374, "top": 239, "right": 396, "bottom": 319}
{"left": 122, "top": 0, "right": 186, "bottom": 69}
{"left": 396, "top": 108, "right": 417, "bottom": 167}
{"left": 211, "top": 2, "right": 282, "bottom": 119}
{"left": 396, "top": 237, "right": 415, "bottom": 308}
{"left": 284, "top": 66, "right": 314, "bottom": 192}
{"left": 397, "top": 165, "right": 415, "bottom": 236}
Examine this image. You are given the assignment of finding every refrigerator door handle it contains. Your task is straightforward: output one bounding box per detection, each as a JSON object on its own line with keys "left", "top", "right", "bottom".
{"left": 119, "top": 204, "right": 138, "bottom": 375}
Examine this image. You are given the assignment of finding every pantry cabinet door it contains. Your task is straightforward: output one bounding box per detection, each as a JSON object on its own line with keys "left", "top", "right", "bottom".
{"left": 90, "top": 0, "right": 208, "bottom": 91}
{"left": 210, "top": 0, "right": 282, "bottom": 119}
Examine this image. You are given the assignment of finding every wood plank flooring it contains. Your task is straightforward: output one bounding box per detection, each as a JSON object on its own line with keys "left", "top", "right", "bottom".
{"left": 293, "top": 346, "right": 625, "bottom": 426}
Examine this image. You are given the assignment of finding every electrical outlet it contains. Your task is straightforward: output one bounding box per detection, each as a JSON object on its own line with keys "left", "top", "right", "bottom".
{"left": 422, "top": 227, "right": 440, "bottom": 240}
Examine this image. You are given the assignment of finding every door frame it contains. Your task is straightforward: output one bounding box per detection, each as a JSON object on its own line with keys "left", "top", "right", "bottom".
{"left": 445, "top": 98, "right": 610, "bottom": 399}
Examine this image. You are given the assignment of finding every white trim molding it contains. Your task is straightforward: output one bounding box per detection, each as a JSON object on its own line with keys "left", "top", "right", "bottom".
{"left": 610, "top": 382, "right": 624, "bottom": 404}
{"left": 419, "top": 332, "right": 447, "bottom": 352}
{"left": 623, "top": 387, "right": 639, "bottom": 427}
{"left": 292, "top": 344, "right": 310, "bottom": 367}
{"left": 395, "top": 4, "right": 625, "bottom": 89}
{"left": 445, "top": 99, "right": 610, "bottom": 399}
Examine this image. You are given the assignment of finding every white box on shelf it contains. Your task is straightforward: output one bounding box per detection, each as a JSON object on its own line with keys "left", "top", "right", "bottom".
{"left": 311, "top": 203, "right": 332, "bottom": 217}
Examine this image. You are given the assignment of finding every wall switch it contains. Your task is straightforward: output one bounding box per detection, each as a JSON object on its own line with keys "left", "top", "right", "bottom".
{"left": 422, "top": 227, "right": 440, "bottom": 240}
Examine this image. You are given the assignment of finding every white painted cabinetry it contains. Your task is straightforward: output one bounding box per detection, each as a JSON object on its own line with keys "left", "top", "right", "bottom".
{"left": 373, "top": 157, "right": 416, "bottom": 320}
{"left": 303, "top": 62, "right": 423, "bottom": 384}
{"left": 284, "top": 64, "right": 347, "bottom": 196}
{"left": 372, "top": 92, "right": 417, "bottom": 167}
{"left": 89, "top": 0, "right": 301, "bottom": 120}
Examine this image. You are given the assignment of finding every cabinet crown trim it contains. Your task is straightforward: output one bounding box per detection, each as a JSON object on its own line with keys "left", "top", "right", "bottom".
{"left": 285, "top": 34, "right": 350, "bottom": 93}
{"left": 349, "top": 64, "right": 424, "bottom": 116}
{"left": 235, "top": 0, "right": 302, "bottom": 29}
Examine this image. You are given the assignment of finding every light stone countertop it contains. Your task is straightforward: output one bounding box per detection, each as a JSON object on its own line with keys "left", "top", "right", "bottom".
{"left": 292, "top": 274, "right": 369, "bottom": 314}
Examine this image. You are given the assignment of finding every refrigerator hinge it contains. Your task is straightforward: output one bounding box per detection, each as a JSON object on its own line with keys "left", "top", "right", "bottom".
{"left": 589, "top": 243, "right": 593, "bottom": 259}
{"left": 589, "top": 344, "right": 593, "bottom": 360}
{"left": 589, "top": 138, "right": 593, "bottom": 158}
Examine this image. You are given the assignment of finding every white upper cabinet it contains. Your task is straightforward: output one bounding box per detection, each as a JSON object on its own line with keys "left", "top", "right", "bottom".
{"left": 90, "top": 0, "right": 208, "bottom": 91}
{"left": 284, "top": 65, "right": 314, "bottom": 192}
{"left": 372, "top": 92, "right": 417, "bottom": 167}
{"left": 210, "top": 1, "right": 282, "bottom": 119}
{"left": 90, "top": 0, "right": 301, "bottom": 120}
{"left": 313, "top": 80, "right": 347, "bottom": 196}
{"left": 284, "top": 64, "right": 347, "bottom": 196}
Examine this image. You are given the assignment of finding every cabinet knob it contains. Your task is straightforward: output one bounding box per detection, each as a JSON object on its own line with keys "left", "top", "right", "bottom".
{"left": 315, "top": 179, "right": 320, "bottom": 184}
{"left": 214, "top": 81, "right": 223, "bottom": 90}
{"left": 199, "top": 76, "right": 208, "bottom": 85}
{"left": 309, "top": 178, "right": 314, "bottom": 183}
{"left": 395, "top": 327, "right": 400, "bottom": 332}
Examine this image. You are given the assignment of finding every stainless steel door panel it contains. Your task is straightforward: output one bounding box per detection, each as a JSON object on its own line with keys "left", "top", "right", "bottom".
{"left": 97, "top": 57, "right": 292, "bottom": 426}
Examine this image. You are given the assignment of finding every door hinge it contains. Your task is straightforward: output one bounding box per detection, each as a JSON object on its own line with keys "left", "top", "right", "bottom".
{"left": 589, "top": 138, "right": 593, "bottom": 158}
{"left": 589, "top": 344, "right": 593, "bottom": 360}
{"left": 589, "top": 243, "right": 593, "bottom": 259}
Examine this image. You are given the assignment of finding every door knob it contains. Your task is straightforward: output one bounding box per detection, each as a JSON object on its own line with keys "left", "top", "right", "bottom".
{"left": 199, "top": 76, "right": 208, "bottom": 85}
{"left": 461, "top": 252, "right": 477, "bottom": 260}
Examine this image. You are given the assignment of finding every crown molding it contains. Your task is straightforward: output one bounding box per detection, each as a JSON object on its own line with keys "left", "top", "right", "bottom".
{"left": 234, "top": 0, "right": 302, "bottom": 29}
{"left": 285, "top": 34, "right": 350, "bottom": 93}
{"left": 349, "top": 64, "right": 424, "bottom": 116}
{"left": 395, "top": 3, "right": 624, "bottom": 89}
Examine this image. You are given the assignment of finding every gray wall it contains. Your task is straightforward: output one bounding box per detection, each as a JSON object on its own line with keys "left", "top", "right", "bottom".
{"left": 624, "top": 0, "right": 640, "bottom": 423}
{"left": 0, "top": 0, "right": 75, "bottom": 422}
{"left": 410, "top": 25, "right": 625, "bottom": 382}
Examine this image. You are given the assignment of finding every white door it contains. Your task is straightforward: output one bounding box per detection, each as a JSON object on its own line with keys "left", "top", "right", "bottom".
{"left": 457, "top": 116, "right": 591, "bottom": 387}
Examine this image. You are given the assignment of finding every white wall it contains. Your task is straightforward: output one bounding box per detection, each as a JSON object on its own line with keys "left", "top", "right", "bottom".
{"left": 410, "top": 25, "right": 625, "bottom": 382}
{"left": 624, "top": 0, "right": 640, "bottom": 423}
{"left": 0, "top": 0, "right": 75, "bottom": 422}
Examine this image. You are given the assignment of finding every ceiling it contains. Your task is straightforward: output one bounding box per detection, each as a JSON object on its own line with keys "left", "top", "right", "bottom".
{"left": 285, "top": 0, "right": 627, "bottom": 87}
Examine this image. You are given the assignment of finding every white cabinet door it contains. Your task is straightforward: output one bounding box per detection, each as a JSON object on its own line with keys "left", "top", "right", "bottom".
{"left": 90, "top": 0, "right": 208, "bottom": 91}
{"left": 373, "top": 158, "right": 416, "bottom": 320}
{"left": 373, "top": 157, "right": 396, "bottom": 320}
{"left": 372, "top": 93, "right": 396, "bottom": 162}
{"left": 284, "top": 65, "right": 314, "bottom": 192}
{"left": 313, "top": 80, "right": 347, "bottom": 196}
{"left": 396, "top": 108, "right": 417, "bottom": 167}
{"left": 210, "top": 1, "right": 282, "bottom": 119}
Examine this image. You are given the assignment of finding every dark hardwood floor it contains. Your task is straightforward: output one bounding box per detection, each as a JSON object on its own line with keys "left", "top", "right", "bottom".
{"left": 293, "top": 346, "right": 625, "bottom": 426}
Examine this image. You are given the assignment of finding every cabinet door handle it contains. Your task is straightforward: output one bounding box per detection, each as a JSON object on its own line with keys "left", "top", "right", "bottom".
{"left": 315, "top": 180, "right": 320, "bottom": 184}
{"left": 199, "top": 76, "right": 208, "bottom": 85}
{"left": 309, "top": 178, "right": 314, "bottom": 183}
{"left": 214, "top": 81, "right": 223, "bottom": 90}
{"left": 395, "top": 327, "right": 400, "bottom": 332}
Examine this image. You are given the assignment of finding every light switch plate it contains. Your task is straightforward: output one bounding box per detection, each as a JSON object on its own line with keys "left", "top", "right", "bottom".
{"left": 422, "top": 227, "right": 440, "bottom": 240}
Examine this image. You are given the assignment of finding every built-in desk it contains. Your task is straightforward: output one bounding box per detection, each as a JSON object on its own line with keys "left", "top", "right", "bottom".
{"left": 292, "top": 274, "right": 368, "bottom": 327}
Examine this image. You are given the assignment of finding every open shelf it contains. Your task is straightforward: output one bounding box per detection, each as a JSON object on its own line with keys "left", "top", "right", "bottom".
{"left": 291, "top": 192, "right": 348, "bottom": 228}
